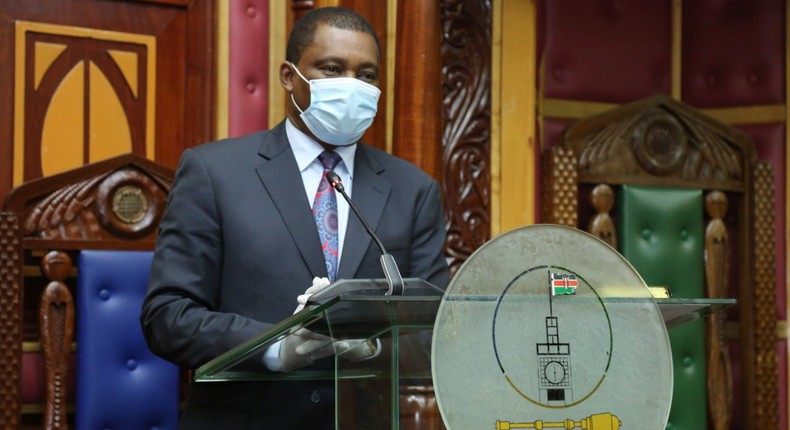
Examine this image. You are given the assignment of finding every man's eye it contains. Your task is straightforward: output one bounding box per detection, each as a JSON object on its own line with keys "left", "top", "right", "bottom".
{"left": 324, "top": 66, "right": 341, "bottom": 74}
{"left": 358, "top": 72, "right": 377, "bottom": 82}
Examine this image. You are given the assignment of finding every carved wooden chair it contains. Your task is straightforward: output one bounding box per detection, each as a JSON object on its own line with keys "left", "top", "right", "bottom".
{"left": 541, "top": 94, "right": 778, "bottom": 430}
{"left": 0, "top": 154, "right": 175, "bottom": 428}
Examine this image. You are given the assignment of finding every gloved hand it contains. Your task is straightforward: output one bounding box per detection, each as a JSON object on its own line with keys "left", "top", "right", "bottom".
{"left": 278, "top": 277, "right": 378, "bottom": 371}
{"left": 293, "top": 277, "right": 331, "bottom": 314}
{"left": 338, "top": 338, "right": 379, "bottom": 361}
{"left": 279, "top": 277, "right": 344, "bottom": 371}
{"left": 278, "top": 327, "right": 349, "bottom": 372}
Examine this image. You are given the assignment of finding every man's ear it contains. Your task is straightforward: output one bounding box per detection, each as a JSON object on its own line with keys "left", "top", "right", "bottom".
{"left": 280, "top": 62, "right": 295, "bottom": 92}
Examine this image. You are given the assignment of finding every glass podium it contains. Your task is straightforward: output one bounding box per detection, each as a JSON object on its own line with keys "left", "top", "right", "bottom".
{"left": 195, "top": 225, "right": 734, "bottom": 430}
{"left": 194, "top": 283, "right": 444, "bottom": 428}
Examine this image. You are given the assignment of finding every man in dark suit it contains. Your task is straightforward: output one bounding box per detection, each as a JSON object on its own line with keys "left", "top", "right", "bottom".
{"left": 140, "top": 7, "right": 449, "bottom": 429}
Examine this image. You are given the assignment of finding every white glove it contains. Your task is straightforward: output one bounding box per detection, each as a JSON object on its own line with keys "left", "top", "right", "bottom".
{"left": 338, "top": 338, "right": 379, "bottom": 361}
{"left": 275, "top": 333, "right": 378, "bottom": 372}
{"left": 278, "top": 277, "right": 378, "bottom": 371}
{"left": 293, "top": 277, "right": 331, "bottom": 314}
{"left": 278, "top": 327, "right": 350, "bottom": 372}
{"left": 279, "top": 277, "right": 343, "bottom": 371}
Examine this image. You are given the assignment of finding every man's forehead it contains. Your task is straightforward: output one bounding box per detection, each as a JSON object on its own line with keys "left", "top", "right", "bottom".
{"left": 303, "top": 24, "right": 379, "bottom": 64}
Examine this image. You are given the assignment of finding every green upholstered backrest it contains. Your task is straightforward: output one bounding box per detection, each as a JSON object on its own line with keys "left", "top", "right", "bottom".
{"left": 617, "top": 185, "right": 706, "bottom": 430}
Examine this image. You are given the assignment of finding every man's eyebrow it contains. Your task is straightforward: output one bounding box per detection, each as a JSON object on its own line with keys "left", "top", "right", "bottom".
{"left": 358, "top": 61, "right": 380, "bottom": 71}
{"left": 316, "top": 56, "right": 379, "bottom": 71}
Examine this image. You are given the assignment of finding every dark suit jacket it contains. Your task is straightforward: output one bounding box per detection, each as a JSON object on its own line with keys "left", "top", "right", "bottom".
{"left": 140, "top": 122, "right": 450, "bottom": 429}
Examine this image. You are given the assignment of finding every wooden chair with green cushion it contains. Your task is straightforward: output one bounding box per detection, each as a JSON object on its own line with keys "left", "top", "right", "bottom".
{"left": 541, "top": 94, "right": 778, "bottom": 430}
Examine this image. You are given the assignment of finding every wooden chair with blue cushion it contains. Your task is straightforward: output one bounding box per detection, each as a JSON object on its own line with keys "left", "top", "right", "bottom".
{"left": 0, "top": 154, "right": 177, "bottom": 428}
{"left": 541, "top": 94, "right": 778, "bottom": 430}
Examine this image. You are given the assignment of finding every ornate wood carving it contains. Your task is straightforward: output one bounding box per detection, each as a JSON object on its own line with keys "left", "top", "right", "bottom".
{"left": 21, "top": 168, "right": 169, "bottom": 242}
{"left": 5, "top": 154, "right": 173, "bottom": 245}
{"left": 588, "top": 184, "right": 616, "bottom": 249}
{"left": 563, "top": 95, "right": 750, "bottom": 192}
{"left": 440, "top": 0, "right": 492, "bottom": 274}
{"left": 0, "top": 213, "right": 22, "bottom": 428}
{"left": 631, "top": 110, "right": 689, "bottom": 176}
{"left": 39, "top": 250, "right": 74, "bottom": 430}
{"left": 751, "top": 162, "right": 778, "bottom": 429}
{"left": 704, "top": 190, "right": 732, "bottom": 430}
{"left": 540, "top": 147, "right": 578, "bottom": 227}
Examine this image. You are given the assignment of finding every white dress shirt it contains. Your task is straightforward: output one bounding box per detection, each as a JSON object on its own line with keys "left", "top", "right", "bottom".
{"left": 264, "top": 120, "right": 361, "bottom": 371}
{"left": 285, "top": 119, "right": 355, "bottom": 262}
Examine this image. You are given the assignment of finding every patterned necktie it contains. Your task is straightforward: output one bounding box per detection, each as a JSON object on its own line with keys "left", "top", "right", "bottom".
{"left": 313, "top": 150, "right": 342, "bottom": 281}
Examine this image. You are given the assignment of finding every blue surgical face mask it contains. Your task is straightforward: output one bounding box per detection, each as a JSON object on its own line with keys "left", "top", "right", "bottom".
{"left": 288, "top": 62, "right": 381, "bottom": 146}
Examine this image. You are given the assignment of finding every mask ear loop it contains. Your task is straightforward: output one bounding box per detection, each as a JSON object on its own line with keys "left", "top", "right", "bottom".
{"left": 291, "top": 93, "right": 306, "bottom": 114}
{"left": 286, "top": 61, "right": 310, "bottom": 114}
{"left": 286, "top": 61, "right": 311, "bottom": 85}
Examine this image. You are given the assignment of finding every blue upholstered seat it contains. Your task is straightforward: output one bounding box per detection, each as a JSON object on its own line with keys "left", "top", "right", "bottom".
{"left": 76, "top": 250, "right": 179, "bottom": 430}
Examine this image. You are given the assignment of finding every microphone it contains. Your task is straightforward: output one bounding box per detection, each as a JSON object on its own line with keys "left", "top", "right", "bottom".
{"left": 326, "top": 170, "right": 405, "bottom": 296}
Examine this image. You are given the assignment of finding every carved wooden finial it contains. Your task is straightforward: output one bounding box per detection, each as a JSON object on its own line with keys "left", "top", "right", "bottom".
{"left": 41, "top": 250, "right": 72, "bottom": 283}
{"left": 40, "top": 250, "right": 74, "bottom": 430}
{"left": 705, "top": 190, "right": 728, "bottom": 220}
{"left": 590, "top": 183, "right": 614, "bottom": 213}
{"left": 588, "top": 184, "right": 617, "bottom": 249}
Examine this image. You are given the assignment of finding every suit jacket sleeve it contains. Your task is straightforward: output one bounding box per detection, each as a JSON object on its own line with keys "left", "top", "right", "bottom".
{"left": 140, "top": 148, "right": 270, "bottom": 369}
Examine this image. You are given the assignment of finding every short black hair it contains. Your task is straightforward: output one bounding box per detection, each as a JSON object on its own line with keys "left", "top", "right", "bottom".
{"left": 286, "top": 7, "right": 381, "bottom": 64}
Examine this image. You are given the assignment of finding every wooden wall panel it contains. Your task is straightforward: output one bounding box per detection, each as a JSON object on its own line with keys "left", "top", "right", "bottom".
{"left": 0, "top": 0, "right": 216, "bottom": 204}
{"left": 392, "top": 0, "right": 442, "bottom": 176}
{"left": 18, "top": 26, "right": 153, "bottom": 180}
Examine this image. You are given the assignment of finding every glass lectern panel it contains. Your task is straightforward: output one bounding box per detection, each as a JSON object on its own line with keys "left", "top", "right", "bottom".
{"left": 194, "top": 289, "right": 443, "bottom": 429}
{"left": 194, "top": 224, "right": 733, "bottom": 430}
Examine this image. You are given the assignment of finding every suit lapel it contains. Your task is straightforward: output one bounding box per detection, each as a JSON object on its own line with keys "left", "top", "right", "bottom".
{"left": 337, "top": 147, "right": 391, "bottom": 279}
{"left": 254, "top": 123, "right": 327, "bottom": 278}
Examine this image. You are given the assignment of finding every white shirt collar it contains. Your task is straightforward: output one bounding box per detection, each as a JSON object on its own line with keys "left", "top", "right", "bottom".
{"left": 285, "top": 119, "right": 356, "bottom": 177}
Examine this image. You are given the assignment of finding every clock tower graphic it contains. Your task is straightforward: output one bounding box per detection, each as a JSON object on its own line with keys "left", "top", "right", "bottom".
{"left": 536, "top": 272, "right": 576, "bottom": 404}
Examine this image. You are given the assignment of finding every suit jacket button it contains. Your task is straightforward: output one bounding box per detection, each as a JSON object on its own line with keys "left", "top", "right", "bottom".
{"left": 310, "top": 390, "right": 321, "bottom": 403}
